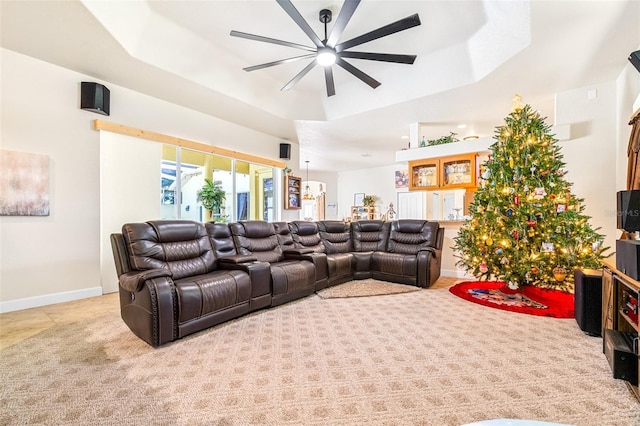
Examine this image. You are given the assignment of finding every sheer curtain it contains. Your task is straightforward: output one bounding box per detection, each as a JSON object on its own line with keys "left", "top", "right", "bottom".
{"left": 627, "top": 108, "right": 640, "bottom": 190}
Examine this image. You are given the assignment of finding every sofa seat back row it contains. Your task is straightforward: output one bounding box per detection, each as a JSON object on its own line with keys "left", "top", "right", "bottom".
{"left": 111, "top": 219, "right": 442, "bottom": 346}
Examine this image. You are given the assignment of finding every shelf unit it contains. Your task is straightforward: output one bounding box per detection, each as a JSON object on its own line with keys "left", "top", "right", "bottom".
{"left": 350, "top": 206, "right": 375, "bottom": 221}
{"left": 408, "top": 153, "right": 478, "bottom": 191}
{"left": 602, "top": 258, "right": 639, "bottom": 402}
{"left": 284, "top": 176, "right": 301, "bottom": 210}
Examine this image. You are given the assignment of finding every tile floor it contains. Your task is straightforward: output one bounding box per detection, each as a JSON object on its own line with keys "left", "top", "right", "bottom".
{"left": 0, "top": 292, "right": 120, "bottom": 350}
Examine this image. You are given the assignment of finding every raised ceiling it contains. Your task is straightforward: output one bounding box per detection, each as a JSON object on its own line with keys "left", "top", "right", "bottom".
{"left": 1, "top": 0, "right": 638, "bottom": 171}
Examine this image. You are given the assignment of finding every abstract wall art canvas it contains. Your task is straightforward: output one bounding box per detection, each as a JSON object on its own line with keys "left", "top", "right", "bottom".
{"left": 0, "top": 149, "right": 50, "bottom": 216}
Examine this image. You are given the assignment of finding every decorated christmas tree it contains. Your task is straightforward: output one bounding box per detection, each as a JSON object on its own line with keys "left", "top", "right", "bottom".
{"left": 453, "top": 99, "right": 607, "bottom": 291}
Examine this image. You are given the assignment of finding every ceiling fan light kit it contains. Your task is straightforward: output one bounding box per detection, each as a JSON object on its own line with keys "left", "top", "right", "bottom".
{"left": 230, "top": 0, "right": 421, "bottom": 97}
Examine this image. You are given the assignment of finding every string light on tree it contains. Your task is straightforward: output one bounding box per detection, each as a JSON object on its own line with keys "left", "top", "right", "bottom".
{"left": 453, "top": 99, "right": 608, "bottom": 291}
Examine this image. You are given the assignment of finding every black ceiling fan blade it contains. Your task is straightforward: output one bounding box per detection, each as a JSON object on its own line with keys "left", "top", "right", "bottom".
{"left": 282, "top": 60, "right": 317, "bottom": 91}
{"left": 335, "top": 13, "right": 421, "bottom": 52}
{"left": 326, "top": 0, "right": 361, "bottom": 48}
{"left": 230, "top": 30, "right": 316, "bottom": 52}
{"left": 335, "top": 57, "right": 380, "bottom": 89}
{"left": 338, "top": 51, "right": 416, "bottom": 64}
{"left": 324, "top": 66, "right": 336, "bottom": 97}
{"left": 276, "top": 0, "right": 324, "bottom": 48}
{"left": 243, "top": 54, "right": 317, "bottom": 72}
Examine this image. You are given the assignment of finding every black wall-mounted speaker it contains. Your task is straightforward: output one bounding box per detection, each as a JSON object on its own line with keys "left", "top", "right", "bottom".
{"left": 629, "top": 50, "right": 640, "bottom": 74}
{"left": 279, "top": 143, "right": 291, "bottom": 160}
{"left": 81, "top": 82, "right": 110, "bottom": 116}
{"left": 617, "top": 190, "right": 640, "bottom": 232}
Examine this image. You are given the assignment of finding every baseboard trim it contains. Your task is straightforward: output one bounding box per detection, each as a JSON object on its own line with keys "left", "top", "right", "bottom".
{"left": 441, "top": 269, "right": 475, "bottom": 279}
{"left": 0, "top": 287, "right": 103, "bottom": 314}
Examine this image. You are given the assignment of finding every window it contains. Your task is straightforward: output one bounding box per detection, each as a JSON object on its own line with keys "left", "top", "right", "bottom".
{"left": 162, "top": 146, "right": 277, "bottom": 222}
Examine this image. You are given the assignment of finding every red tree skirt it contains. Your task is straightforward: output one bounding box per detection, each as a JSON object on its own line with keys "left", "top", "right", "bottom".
{"left": 449, "top": 281, "right": 574, "bottom": 318}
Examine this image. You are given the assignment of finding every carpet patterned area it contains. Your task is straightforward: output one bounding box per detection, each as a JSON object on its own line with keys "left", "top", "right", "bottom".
{"left": 316, "top": 279, "right": 421, "bottom": 299}
{"left": 1, "top": 284, "right": 638, "bottom": 425}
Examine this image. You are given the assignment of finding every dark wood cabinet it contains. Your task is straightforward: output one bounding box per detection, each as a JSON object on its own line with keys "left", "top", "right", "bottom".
{"left": 602, "top": 259, "right": 639, "bottom": 401}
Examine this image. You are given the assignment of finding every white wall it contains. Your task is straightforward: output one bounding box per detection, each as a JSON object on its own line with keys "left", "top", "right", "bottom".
{"left": 0, "top": 48, "right": 294, "bottom": 311}
{"left": 554, "top": 79, "right": 637, "bottom": 254}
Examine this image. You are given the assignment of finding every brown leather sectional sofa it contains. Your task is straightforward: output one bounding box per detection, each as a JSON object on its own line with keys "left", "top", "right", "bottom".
{"left": 111, "top": 219, "right": 443, "bottom": 347}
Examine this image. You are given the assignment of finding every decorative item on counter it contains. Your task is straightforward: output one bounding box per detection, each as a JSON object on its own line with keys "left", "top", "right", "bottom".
{"left": 362, "top": 195, "right": 377, "bottom": 207}
{"left": 420, "top": 136, "right": 426, "bottom": 147}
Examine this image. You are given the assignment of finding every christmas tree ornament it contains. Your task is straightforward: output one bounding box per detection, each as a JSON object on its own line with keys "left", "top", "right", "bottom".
{"left": 531, "top": 266, "right": 538, "bottom": 275}
{"left": 556, "top": 203, "right": 567, "bottom": 213}
{"left": 507, "top": 281, "right": 519, "bottom": 290}
{"left": 514, "top": 194, "right": 519, "bottom": 206}
{"left": 509, "top": 157, "right": 514, "bottom": 168}
{"left": 524, "top": 184, "right": 529, "bottom": 192}
{"left": 486, "top": 237, "right": 493, "bottom": 246}
{"left": 506, "top": 208, "right": 514, "bottom": 217}
{"left": 533, "top": 187, "right": 546, "bottom": 199}
{"left": 526, "top": 218, "right": 537, "bottom": 226}
{"left": 534, "top": 212, "right": 543, "bottom": 221}
{"left": 555, "top": 226, "right": 562, "bottom": 233}
{"left": 528, "top": 228, "right": 535, "bottom": 237}
{"left": 552, "top": 266, "right": 567, "bottom": 282}
{"left": 500, "top": 256, "right": 509, "bottom": 265}
{"left": 530, "top": 165, "right": 537, "bottom": 176}
{"left": 479, "top": 263, "right": 488, "bottom": 273}
{"left": 495, "top": 247, "right": 503, "bottom": 255}
{"left": 512, "top": 229, "right": 519, "bottom": 240}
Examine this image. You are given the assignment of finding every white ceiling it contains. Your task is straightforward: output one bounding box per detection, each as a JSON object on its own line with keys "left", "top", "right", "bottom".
{"left": 1, "top": 0, "right": 639, "bottom": 172}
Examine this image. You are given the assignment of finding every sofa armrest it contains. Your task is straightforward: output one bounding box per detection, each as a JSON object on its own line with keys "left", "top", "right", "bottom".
{"left": 119, "top": 268, "right": 172, "bottom": 292}
{"left": 218, "top": 260, "right": 272, "bottom": 302}
{"left": 416, "top": 247, "right": 440, "bottom": 288}
{"left": 218, "top": 254, "right": 258, "bottom": 264}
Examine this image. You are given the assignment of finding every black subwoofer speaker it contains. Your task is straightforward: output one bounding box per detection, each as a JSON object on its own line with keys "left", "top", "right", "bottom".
{"left": 279, "top": 143, "right": 291, "bottom": 160}
{"left": 81, "top": 82, "right": 110, "bottom": 116}
{"left": 574, "top": 268, "right": 603, "bottom": 336}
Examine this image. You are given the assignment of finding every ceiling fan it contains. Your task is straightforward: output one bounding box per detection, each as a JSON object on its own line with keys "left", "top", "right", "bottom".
{"left": 230, "top": 0, "right": 421, "bottom": 97}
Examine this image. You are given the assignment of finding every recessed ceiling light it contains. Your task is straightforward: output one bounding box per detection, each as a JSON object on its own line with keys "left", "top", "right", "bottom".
{"left": 401, "top": 135, "right": 409, "bottom": 139}
{"left": 361, "top": 153, "right": 372, "bottom": 157}
{"left": 457, "top": 124, "right": 468, "bottom": 129}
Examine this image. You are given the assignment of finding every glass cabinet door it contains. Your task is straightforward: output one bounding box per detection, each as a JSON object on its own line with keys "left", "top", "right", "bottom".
{"left": 409, "top": 159, "right": 439, "bottom": 190}
{"left": 440, "top": 154, "right": 476, "bottom": 189}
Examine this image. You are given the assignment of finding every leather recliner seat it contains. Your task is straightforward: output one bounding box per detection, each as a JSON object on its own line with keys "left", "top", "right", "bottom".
{"left": 229, "top": 220, "right": 316, "bottom": 306}
{"left": 111, "top": 220, "right": 270, "bottom": 347}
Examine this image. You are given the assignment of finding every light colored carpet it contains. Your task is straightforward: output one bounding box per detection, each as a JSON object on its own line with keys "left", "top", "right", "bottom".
{"left": 1, "top": 284, "right": 639, "bottom": 425}
{"left": 316, "top": 279, "right": 421, "bottom": 299}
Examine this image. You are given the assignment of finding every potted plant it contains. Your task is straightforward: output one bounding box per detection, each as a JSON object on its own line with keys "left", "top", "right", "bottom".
{"left": 362, "top": 195, "right": 377, "bottom": 207}
{"left": 197, "top": 178, "right": 226, "bottom": 221}
{"left": 283, "top": 166, "right": 292, "bottom": 176}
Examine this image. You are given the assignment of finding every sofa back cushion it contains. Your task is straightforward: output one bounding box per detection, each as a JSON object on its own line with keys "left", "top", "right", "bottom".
{"left": 122, "top": 220, "right": 216, "bottom": 280}
{"left": 273, "top": 222, "right": 295, "bottom": 251}
{"left": 387, "top": 220, "right": 440, "bottom": 255}
{"left": 289, "top": 221, "right": 325, "bottom": 253}
{"left": 205, "top": 222, "right": 237, "bottom": 258}
{"left": 229, "top": 220, "right": 284, "bottom": 263}
{"left": 317, "top": 221, "right": 352, "bottom": 254}
{"left": 351, "top": 220, "right": 390, "bottom": 252}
